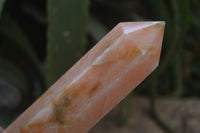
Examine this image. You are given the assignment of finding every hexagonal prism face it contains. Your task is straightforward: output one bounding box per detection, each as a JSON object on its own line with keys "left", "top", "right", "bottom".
{"left": 93, "top": 22, "right": 165, "bottom": 69}
{"left": 6, "top": 22, "right": 165, "bottom": 133}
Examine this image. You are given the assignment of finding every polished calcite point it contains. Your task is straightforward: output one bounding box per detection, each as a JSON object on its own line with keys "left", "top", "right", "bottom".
{"left": 5, "top": 22, "right": 165, "bottom": 133}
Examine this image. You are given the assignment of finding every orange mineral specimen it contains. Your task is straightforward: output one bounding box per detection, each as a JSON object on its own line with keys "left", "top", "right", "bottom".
{"left": 5, "top": 22, "right": 165, "bottom": 133}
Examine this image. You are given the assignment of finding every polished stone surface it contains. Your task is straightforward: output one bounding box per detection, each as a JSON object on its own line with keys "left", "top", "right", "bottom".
{"left": 5, "top": 22, "right": 165, "bottom": 133}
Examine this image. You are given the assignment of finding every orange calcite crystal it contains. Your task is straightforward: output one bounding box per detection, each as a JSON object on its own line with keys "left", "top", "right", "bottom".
{"left": 5, "top": 22, "right": 165, "bottom": 133}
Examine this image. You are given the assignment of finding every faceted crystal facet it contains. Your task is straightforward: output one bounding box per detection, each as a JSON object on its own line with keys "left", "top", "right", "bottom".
{"left": 5, "top": 22, "right": 165, "bottom": 133}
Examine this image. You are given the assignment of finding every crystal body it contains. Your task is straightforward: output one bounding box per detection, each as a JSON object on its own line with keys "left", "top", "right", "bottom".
{"left": 5, "top": 22, "right": 165, "bottom": 133}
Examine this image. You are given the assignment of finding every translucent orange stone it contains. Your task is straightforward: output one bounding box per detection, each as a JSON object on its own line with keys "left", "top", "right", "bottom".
{"left": 5, "top": 22, "right": 165, "bottom": 133}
